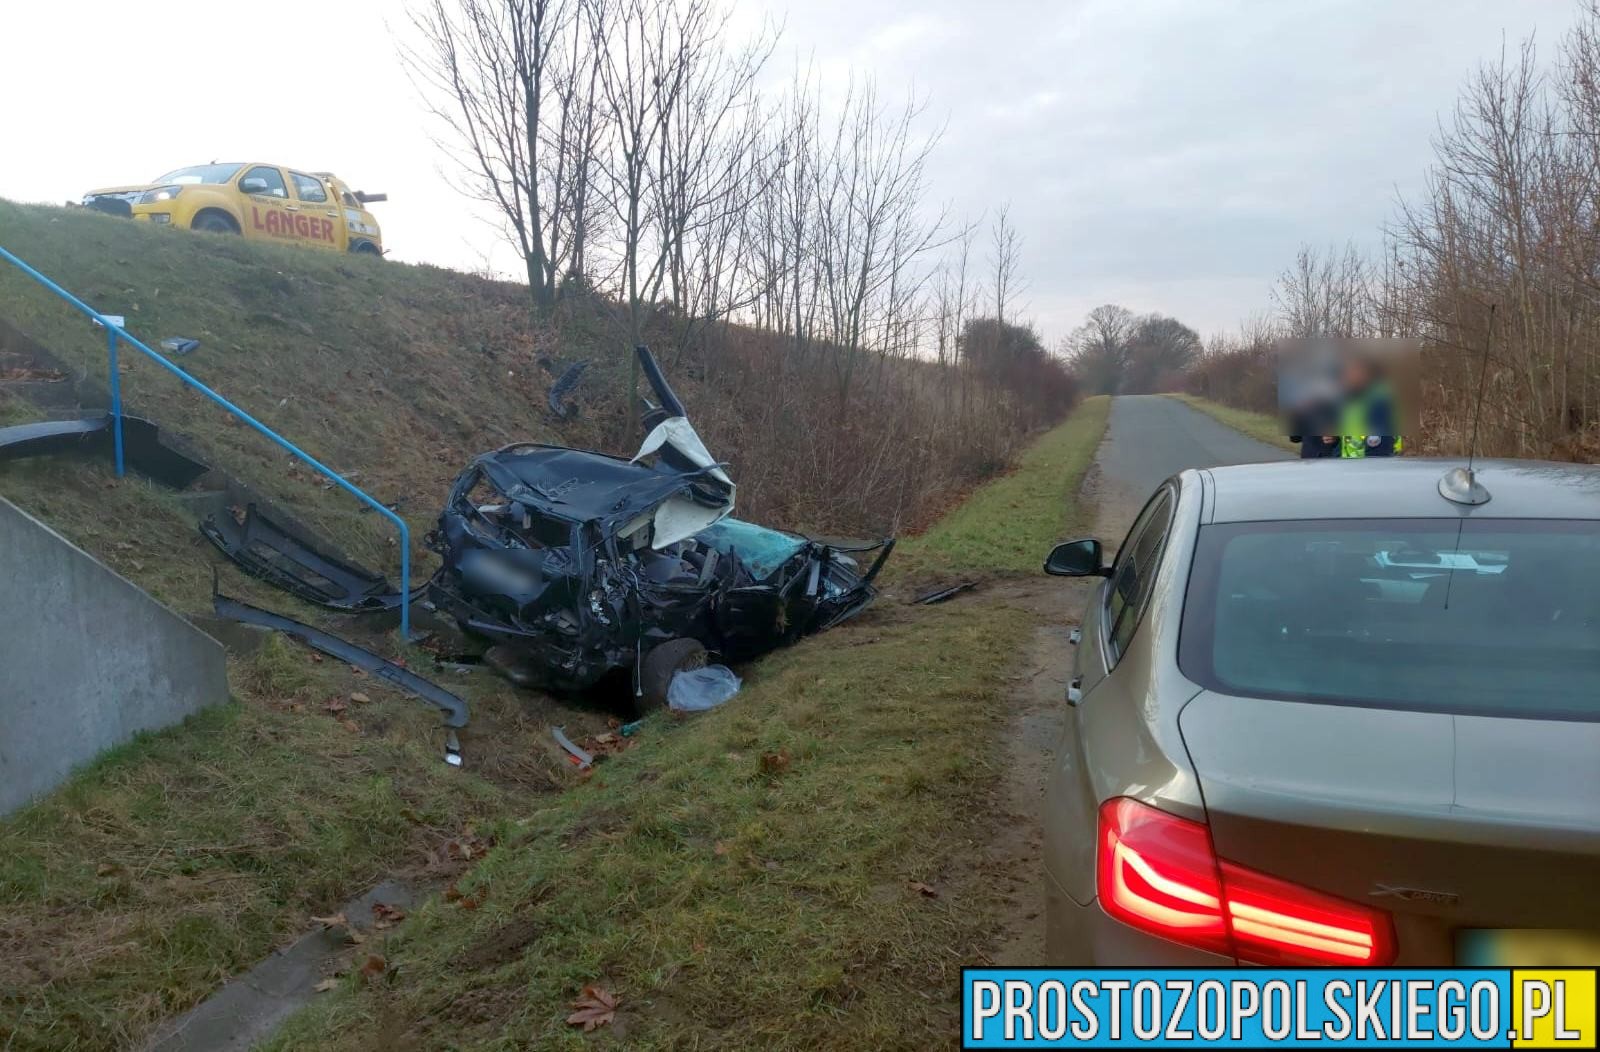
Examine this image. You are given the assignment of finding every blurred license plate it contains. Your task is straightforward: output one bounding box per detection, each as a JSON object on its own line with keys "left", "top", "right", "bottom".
{"left": 1457, "top": 929, "right": 1600, "bottom": 966}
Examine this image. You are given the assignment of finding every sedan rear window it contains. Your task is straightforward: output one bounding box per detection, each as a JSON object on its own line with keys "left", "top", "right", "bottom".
{"left": 1179, "top": 519, "right": 1600, "bottom": 720}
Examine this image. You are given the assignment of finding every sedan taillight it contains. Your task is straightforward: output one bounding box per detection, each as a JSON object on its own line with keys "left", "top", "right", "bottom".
{"left": 1097, "top": 797, "right": 1395, "bottom": 966}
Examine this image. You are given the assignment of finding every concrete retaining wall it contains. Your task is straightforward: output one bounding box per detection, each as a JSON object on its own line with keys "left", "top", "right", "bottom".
{"left": 0, "top": 496, "right": 228, "bottom": 815}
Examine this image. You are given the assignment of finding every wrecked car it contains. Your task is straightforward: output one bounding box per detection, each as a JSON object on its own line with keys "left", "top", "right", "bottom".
{"left": 426, "top": 347, "right": 893, "bottom": 705}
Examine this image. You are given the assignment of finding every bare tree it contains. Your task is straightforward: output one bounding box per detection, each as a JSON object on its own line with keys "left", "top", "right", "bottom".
{"left": 1271, "top": 242, "right": 1373, "bottom": 338}
{"left": 406, "top": 0, "right": 588, "bottom": 316}
{"left": 989, "top": 203, "right": 1025, "bottom": 327}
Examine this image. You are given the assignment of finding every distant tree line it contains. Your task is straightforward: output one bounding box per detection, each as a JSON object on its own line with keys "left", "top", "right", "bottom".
{"left": 1060, "top": 304, "right": 1202, "bottom": 396}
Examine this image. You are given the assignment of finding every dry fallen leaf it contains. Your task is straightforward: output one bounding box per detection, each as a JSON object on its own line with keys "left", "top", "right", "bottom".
{"left": 314, "top": 978, "right": 340, "bottom": 993}
{"left": 908, "top": 881, "right": 940, "bottom": 899}
{"left": 339, "top": 719, "right": 361, "bottom": 734}
{"left": 358, "top": 954, "right": 388, "bottom": 981}
{"left": 324, "top": 697, "right": 348, "bottom": 715}
{"left": 95, "top": 862, "right": 122, "bottom": 878}
{"left": 310, "top": 913, "right": 348, "bottom": 929}
{"left": 566, "top": 985, "right": 619, "bottom": 1031}
{"left": 759, "top": 749, "right": 792, "bottom": 776}
{"left": 350, "top": 691, "right": 372, "bottom": 705}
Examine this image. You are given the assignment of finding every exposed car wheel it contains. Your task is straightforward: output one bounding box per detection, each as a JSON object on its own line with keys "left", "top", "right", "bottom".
{"left": 191, "top": 210, "right": 239, "bottom": 234}
{"left": 351, "top": 240, "right": 382, "bottom": 257}
{"left": 639, "top": 638, "right": 708, "bottom": 709}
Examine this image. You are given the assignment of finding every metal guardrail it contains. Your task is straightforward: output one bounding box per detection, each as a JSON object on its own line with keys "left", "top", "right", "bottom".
{"left": 0, "top": 244, "right": 415, "bottom": 638}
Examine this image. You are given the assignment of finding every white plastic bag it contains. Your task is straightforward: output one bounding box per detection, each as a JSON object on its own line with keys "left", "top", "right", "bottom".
{"left": 668, "top": 664, "right": 742, "bottom": 712}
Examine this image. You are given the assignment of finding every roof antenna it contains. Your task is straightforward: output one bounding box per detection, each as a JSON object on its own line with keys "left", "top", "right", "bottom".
{"left": 1438, "top": 303, "right": 1494, "bottom": 506}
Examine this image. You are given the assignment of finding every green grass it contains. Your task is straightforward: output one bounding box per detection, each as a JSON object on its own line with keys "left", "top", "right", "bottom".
{"left": 891, "top": 395, "right": 1109, "bottom": 581}
{"left": 0, "top": 638, "right": 517, "bottom": 1052}
{"left": 0, "top": 202, "right": 1105, "bottom": 1049}
{"left": 1164, "top": 393, "right": 1296, "bottom": 451}
{"left": 0, "top": 401, "right": 1105, "bottom": 1052}
{"left": 258, "top": 405, "right": 1106, "bottom": 1052}
{"left": 0, "top": 417, "right": 617, "bottom": 1051}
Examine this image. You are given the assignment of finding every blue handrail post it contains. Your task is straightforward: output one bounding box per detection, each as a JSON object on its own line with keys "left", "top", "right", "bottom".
{"left": 106, "top": 328, "right": 125, "bottom": 478}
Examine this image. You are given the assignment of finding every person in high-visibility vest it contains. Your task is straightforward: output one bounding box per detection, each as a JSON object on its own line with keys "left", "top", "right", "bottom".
{"left": 1338, "top": 355, "right": 1401, "bottom": 458}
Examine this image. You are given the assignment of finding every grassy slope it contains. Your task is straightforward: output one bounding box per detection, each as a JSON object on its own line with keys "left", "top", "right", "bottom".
{"left": 0, "top": 203, "right": 1105, "bottom": 1050}
{"left": 0, "top": 198, "right": 619, "bottom": 572}
{"left": 1164, "top": 393, "right": 1297, "bottom": 452}
{"left": 260, "top": 403, "right": 1109, "bottom": 1052}
{"left": 0, "top": 387, "right": 618, "bottom": 1051}
{"left": 0, "top": 638, "right": 511, "bottom": 1052}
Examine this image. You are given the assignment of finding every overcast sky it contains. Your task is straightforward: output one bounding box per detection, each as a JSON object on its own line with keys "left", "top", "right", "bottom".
{"left": 0, "top": 0, "right": 1583, "bottom": 343}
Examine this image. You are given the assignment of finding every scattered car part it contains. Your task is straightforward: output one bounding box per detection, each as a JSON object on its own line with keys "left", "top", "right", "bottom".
{"left": 551, "top": 726, "right": 593, "bottom": 770}
{"left": 201, "top": 503, "right": 419, "bottom": 612}
{"left": 427, "top": 346, "right": 893, "bottom": 697}
{"left": 548, "top": 360, "right": 590, "bottom": 419}
{"left": 159, "top": 337, "right": 201, "bottom": 356}
{"left": 444, "top": 730, "right": 463, "bottom": 767}
{"left": 667, "top": 664, "right": 741, "bottom": 712}
{"left": 0, "top": 414, "right": 210, "bottom": 487}
{"left": 915, "top": 581, "right": 977, "bottom": 605}
{"left": 212, "top": 591, "right": 468, "bottom": 728}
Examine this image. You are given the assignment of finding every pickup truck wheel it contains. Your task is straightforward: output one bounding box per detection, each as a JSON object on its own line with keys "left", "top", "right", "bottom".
{"left": 639, "top": 638, "right": 708, "bottom": 710}
{"left": 350, "top": 240, "right": 382, "bottom": 256}
{"left": 192, "top": 210, "right": 239, "bottom": 234}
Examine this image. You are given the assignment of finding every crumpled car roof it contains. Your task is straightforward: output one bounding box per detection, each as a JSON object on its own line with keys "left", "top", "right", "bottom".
{"left": 474, "top": 443, "right": 725, "bottom": 532}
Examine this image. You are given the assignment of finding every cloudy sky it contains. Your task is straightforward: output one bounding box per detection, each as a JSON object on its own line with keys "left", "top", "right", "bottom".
{"left": 0, "top": 0, "right": 1582, "bottom": 343}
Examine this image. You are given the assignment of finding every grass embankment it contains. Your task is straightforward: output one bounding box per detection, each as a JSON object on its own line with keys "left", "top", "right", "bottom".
{"left": 0, "top": 399, "right": 1107, "bottom": 1051}
{"left": 890, "top": 395, "right": 1108, "bottom": 582}
{"left": 1164, "top": 393, "right": 1297, "bottom": 451}
{"left": 0, "top": 392, "right": 615, "bottom": 1051}
{"left": 0, "top": 199, "right": 564, "bottom": 572}
{"left": 256, "top": 403, "right": 1108, "bottom": 1052}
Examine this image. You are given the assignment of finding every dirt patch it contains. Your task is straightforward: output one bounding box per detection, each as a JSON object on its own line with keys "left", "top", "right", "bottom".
{"left": 450, "top": 917, "right": 542, "bottom": 972}
{"left": 979, "top": 577, "right": 1090, "bottom": 965}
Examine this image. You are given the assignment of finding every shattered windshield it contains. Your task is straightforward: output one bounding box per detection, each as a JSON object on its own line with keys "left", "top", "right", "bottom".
{"left": 153, "top": 163, "right": 243, "bottom": 185}
{"left": 695, "top": 519, "right": 805, "bottom": 580}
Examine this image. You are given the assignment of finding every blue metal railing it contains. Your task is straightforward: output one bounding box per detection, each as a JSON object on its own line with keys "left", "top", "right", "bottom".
{"left": 0, "top": 244, "right": 415, "bottom": 638}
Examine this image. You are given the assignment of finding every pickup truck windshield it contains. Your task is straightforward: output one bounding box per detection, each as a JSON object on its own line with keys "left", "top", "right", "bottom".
{"left": 154, "top": 163, "right": 244, "bottom": 185}
{"left": 1179, "top": 518, "right": 1600, "bottom": 720}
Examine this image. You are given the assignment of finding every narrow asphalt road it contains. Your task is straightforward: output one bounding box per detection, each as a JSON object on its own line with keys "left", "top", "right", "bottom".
{"left": 1095, "top": 394, "right": 1292, "bottom": 503}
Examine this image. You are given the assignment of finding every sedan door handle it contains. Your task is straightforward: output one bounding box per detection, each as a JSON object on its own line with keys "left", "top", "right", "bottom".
{"left": 1067, "top": 676, "right": 1084, "bottom": 706}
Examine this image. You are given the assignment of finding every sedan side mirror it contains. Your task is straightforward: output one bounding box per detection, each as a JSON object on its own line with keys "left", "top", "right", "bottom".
{"left": 1044, "top": 538, "right": 1110, "bottom": 577}
{"left": 240, "top": 178, "right": 269, "bottom": 195}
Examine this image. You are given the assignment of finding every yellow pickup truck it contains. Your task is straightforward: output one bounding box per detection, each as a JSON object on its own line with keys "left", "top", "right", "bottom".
{"left": 81, "top": 163, "right": 386, "bottom": 255}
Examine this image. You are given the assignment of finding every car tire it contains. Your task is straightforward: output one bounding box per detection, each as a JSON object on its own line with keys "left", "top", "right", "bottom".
{"left": 191, "top": 210, "right": 239, "bottom": 234}
{"left": 639, "top": 638, "right": 708, "bottom": 709}
{"left": 350, "top": 240, "right": 382, "bottom": 257}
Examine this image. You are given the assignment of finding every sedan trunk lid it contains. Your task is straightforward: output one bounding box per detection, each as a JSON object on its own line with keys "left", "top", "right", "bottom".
{"left": 1179, "top": 691, "right": 1600, "bottom": 963}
